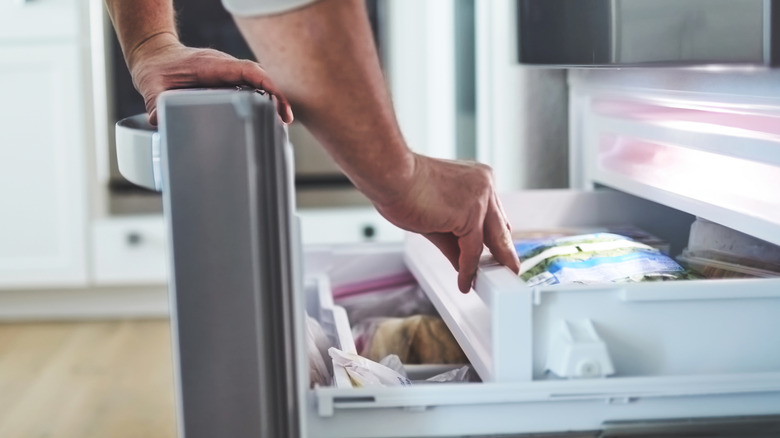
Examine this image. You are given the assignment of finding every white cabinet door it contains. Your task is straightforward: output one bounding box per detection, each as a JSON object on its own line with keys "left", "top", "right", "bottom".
{"left": 0, "top": 43, "right": 88, "bottom": 288}
{"left": 0, "top": 0, "right": 78, "bottom": 41}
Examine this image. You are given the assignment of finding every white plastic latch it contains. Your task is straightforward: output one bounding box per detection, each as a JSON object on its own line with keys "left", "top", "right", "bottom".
{"left": 545, "top": 319, "right": 615, "bottom": 379}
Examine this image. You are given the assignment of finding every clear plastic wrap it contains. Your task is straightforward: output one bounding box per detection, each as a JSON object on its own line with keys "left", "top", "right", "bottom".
{"left": 306, "top": 314, "right": 333, "bottom": 388}
{"left": 332, "top": 271, "right": 468, "bottom": 369}
{"left": 329, "top": 347, "right": 412, "bottom": 387}
{"left": 333, "top": 277, "right": 437, "bottom": 327}
{"left": 425, "top": 365, "right": 476, "bottom": 383}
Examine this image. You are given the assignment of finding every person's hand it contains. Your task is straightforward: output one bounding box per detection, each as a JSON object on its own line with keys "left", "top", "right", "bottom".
{"left": 372, "top": 154, "right": 521, "bottom": 293}
{"left": 126, "top": 33, "right": 293, "bottom": 125}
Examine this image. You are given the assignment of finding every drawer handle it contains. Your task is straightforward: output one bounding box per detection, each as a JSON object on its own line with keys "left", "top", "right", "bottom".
{"left": 361, "top": 224, "right": 376, "bottom": 240}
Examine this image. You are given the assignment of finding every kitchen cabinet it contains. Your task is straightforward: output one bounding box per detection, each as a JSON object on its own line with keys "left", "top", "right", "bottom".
{"left": 0, "top": 42, "right": 88, "bottom": 289}
{"left": 0, "top": 0, "right": 88, "bottom": 289}
{"left": 0, "top": 0, "right": 78, "bottom": 41}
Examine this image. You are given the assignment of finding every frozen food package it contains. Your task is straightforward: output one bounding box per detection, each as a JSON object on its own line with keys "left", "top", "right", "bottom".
{"left": 515, "top": 233, "right": 695, "bottom": 286}
{"left": 687, "top": 218, "right": 780, "bottom": 271}
{"left": 678, "top": 249, "right": 780, "bottom": 279}
{"left": 512, "top": 225, "right": 671, "bottom": 254}
{"left": 604, "top": 225, "right": 671, "bottom": 254}
{"left": 329, "top": 347, "right": 412, "bottom": 388}
{"left": 352, "top": 315, "right": 469, "bottom": 365}
{"left": 306, "top": 314, "right": 333, "bottom": 388}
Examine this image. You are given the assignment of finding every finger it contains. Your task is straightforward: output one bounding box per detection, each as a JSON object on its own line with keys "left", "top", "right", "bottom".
{"left": 484, "top": 196, "right": 521, "bottom": 274}
{"left": 271, "top": 94, "right": 295, "bottom": 125}
{"left": 191, "top": 57, "right": 294, "bottom": 124}
{"left": 494, "top": 191, "right": 512, "bottom": 232}
{"left": 457, "top": 228, "right": 485, "bottom": 294}
{"left": 144, "top": 93, "right": 160, "bottom": 126}
{"left": 148, "top": 108, "right": 158, "bottom": 126}
{"left": 424, "top": 232, "right": 461, "bottom": 272}
{"left": 234, "top": 61, "right": 294, "bottom": 124}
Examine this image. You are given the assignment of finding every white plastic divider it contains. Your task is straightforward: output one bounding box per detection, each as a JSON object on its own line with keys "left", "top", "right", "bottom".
{"left": 404, "top": 235, "right": 533, "bottom": 382}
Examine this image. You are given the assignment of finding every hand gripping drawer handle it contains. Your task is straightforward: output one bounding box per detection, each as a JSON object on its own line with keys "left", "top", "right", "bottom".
{"left": 115, "top": 114, "right": 162, "bottom": 192}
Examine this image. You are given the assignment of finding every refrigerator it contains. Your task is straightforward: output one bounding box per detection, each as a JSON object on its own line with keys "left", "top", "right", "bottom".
{"left": 114, "top": 3, "right": 780, "bottom": 436}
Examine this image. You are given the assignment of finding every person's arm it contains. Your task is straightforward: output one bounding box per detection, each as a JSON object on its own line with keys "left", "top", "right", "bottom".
{"left": 234, "top": 0, "right": 520, "bottom": 292}
{"left": 104, "top": 0, "right": 292, "bottom": 124}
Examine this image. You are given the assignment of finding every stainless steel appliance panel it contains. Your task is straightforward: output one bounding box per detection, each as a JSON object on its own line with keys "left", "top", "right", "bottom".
{"left": 517, "top": 0, "right": 774, "bottom": 66}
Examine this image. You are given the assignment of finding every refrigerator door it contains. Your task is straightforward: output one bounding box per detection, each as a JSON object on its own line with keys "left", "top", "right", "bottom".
{"left": 156, "top": 89, "right": 302, "bottom": 438}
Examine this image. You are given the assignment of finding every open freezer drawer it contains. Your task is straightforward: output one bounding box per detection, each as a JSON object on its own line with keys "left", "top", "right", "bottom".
{"left": 116, "top": 88, "right": 780, "bottom": 438}
{"left": 310, "top": 70, "right": 780, "bottom": 435}
{"left": 305, "top": 190, "right": 780, "bottom": 438}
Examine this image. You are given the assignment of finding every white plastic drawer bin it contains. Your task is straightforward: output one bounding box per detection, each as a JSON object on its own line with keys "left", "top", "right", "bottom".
{"left": 405, "top": 190, "right": 780, "bottom": 384}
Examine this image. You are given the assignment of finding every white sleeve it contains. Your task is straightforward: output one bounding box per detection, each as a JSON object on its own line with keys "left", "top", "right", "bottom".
{"left": 221, "top": 0, "right": 320, "bottom": 17}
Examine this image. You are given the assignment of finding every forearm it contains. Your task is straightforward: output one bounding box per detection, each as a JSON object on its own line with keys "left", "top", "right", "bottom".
{"left": 233, "top": 0, "right": 415, "bottom": 205}
{"left": 104, "top": 0, "right": 179, "bottom": 71}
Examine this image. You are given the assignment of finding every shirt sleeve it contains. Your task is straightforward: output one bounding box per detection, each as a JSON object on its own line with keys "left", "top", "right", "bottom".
{"left": 221, "top": 0, "right": 320, "bottom": 17}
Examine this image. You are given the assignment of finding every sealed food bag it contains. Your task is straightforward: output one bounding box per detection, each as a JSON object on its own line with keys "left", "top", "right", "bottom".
{"left": 512, "top": 226, "right": 671, "bottom": 254}
{"left": 425, "top": 365, "right": 477, "bottom": 383}
{"left": 329, "top": 347, "right": 412, "bottom": 387}
{"left": 515, "top": 232, "right": 695, "bottom": 286}
{"left": 333, "top": 274, "right": 437, "bottom": 328}
{"left": 306, "top": 314, "right": 333, "bottom": 388}
{"left": 352, "top": 315, "right": 469, "bottom": 365}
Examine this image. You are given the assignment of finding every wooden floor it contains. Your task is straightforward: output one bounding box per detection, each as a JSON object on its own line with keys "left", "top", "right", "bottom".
{"left": 0, "top": 319, "right": 177, "bottom": 438}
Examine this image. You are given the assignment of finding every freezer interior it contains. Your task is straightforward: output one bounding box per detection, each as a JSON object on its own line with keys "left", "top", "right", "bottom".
{"left": 301, "top": 70, "right": 780, "bottom": 436}
{"left": 114, "top": 76, "right": 780, "bottom": 437}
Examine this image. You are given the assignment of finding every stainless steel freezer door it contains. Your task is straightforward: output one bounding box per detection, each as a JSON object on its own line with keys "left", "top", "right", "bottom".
{"left": 157, "top": 89, "right": 303, "bottom": 438}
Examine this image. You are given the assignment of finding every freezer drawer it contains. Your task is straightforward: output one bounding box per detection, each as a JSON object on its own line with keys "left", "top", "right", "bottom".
{"left": 304, "top": 190, "right": 780, "bottom": 438}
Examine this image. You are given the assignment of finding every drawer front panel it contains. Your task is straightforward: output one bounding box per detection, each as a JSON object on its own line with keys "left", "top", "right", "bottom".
{"left": 91, "top": 217, "right": 168, "bottom": 285}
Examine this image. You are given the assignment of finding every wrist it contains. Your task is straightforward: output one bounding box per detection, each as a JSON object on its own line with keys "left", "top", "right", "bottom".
{"left": 353, "top": 148, "right": 418, "bottom": 208}
{"left": 127, "top": 31, "right": 180, "bottom": 73}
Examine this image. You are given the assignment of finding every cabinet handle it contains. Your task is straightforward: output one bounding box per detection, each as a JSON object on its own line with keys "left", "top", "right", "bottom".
{"left": 126, "top": 231, "right": 143, "bottom": 246}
